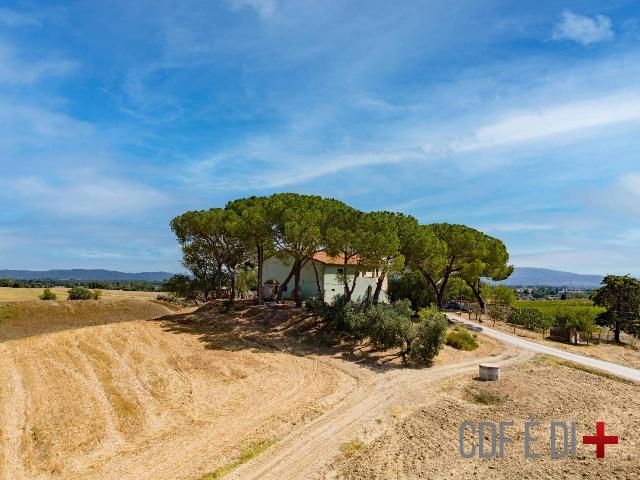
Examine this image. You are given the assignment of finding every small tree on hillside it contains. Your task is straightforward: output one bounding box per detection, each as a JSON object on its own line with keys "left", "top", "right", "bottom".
{"left": 485, "top": 285, "right": 516, "bottom": 325}
{"left": 592, "top": 275, "right": 640, "bottom": 342}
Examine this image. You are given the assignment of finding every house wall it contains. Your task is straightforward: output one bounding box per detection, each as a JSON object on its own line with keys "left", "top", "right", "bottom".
{"left": 262, "top": 256, "right": 322, "bottom": 300}
{"left": 262, "top": 254, "right": 389, "bottom": 303}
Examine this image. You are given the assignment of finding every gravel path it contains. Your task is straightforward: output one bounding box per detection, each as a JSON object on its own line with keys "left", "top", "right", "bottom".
{"left": 447, "top": 312, "right": 640, "bottom": 382}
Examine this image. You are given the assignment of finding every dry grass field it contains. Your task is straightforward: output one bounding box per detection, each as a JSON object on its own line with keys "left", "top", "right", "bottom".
{"left": 0, "top": 287, "right": 163, "bottom": 302}
{"left": 0, "top": 299, "right": 512, "bottom": 480}
{"left": 1, "top": 299, "right": 637, "bottom": 480}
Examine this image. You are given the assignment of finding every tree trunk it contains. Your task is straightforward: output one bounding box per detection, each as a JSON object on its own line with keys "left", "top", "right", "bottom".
{"left": 420, "top": 269, "right": 442, "bottom": 308}
{"left": 342, "top": 257, "right": 351, "bottom": 301}
{"left": 276, "top": 262, "right": 297, "bottom": 301}
{"left": 216, "top": 260, "right": 224, "bottom": 298}
{"left": 348, "top": 271, "right": 358, "bottom": 298}
{"left": 256, "top": 244, "right": 263, "bottom": 304}
{"left": 372, "top": 270, "right": 386, "bottom": 304}
{"left": 311, "top": 261, "right": 323, "bottom": 300}
{"left": 466, "top": 280, "right": 485, "bottom": 311}
{"left": 294, "top": 262, "right": 302, "bottom": 307}
{"left": 230, "top": 270, "right": 236, "bottom": 300}
{"left": 614, "top": 323, "right": 621, "bottom": 343}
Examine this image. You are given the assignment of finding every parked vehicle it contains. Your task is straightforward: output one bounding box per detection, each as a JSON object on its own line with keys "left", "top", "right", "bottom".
{"left": 442, "top": 301, "right": 470, "bottom": 312}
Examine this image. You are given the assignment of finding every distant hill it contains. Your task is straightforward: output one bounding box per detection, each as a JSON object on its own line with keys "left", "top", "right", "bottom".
{"left": 496, "top": 267, "right": 603, "bottom": 288}
{"left": 0, "top": 269, "right": 174, "bottom": 282}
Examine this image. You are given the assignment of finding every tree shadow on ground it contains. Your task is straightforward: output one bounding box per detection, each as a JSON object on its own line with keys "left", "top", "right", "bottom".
{"left": 152, "top": 300, "right": 424, "bottom": 373}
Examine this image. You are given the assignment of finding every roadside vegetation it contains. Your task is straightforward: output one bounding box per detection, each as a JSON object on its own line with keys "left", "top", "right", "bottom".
{"left": 201, "top": 438, "right": 275, "bottom": 479}
{"left": 446, "top": 325, "right": 479, "bottom": 351}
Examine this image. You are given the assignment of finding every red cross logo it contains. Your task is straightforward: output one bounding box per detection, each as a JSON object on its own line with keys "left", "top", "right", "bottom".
{"left": 582, "top": 422, "right": 619, "bottom": 458}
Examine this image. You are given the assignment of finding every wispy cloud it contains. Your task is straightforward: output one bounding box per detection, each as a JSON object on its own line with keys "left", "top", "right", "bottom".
{"left": 552, "top": 10, "right": 614, "bottom": 46}
{"left": 454, "top": 92, "right": 640, "bottom": 152}
{"left": 0, "top": 41, "right": 77, "bottom": 85}
{"left": 7, "top": 174, "right": 169, "bottom": 218}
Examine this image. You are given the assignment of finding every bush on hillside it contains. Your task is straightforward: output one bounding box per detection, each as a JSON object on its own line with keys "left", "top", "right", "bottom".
{"left": 39, "top": 288, "right": 57, "bottom": 300}
{"left": 446, "top": 325, "right": 479, "bottom": 351}
{"left": 409, "top": 307, "right": 448, "bottom": 364}
{"left": 309, "top": 297, "right": 447, "bottom": 364}
{"left": 67, "top": 286, "right": 100, "bottom": 300}
{"left": 364, "top": 303, "right": 413, "bottom": 350}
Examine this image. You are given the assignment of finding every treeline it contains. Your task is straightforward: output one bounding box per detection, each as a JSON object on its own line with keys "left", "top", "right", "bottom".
{"left": 0, "top": 278, "right": 163, "bottom": 291}
{"left": 485, "top": 276, "right": 640, "bottom": 343}
{"left": 169, "top": 193, "right": 513, "bottom": 307}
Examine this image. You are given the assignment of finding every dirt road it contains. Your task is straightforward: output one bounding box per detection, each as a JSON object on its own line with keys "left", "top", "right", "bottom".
{"left": 447, "top": 313, "right": 640, "bottom": 382}
{"left": 226, "top": 346, "right": 531, "bottom": 480}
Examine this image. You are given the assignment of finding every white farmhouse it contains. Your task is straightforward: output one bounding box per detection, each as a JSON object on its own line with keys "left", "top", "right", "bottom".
{"left": 261, "top": 252, "right": 389, "bottom": 303}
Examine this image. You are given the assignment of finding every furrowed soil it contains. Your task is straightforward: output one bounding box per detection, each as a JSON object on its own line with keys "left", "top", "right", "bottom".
{"left": 333, "top": 354, "right": 640, "bottom": 480}
{"left": 0, "top": 299, "right": 523, "bottom": 480}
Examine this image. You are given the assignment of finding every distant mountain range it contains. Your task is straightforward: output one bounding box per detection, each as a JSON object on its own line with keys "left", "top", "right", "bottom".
{"left": 497, "top": 267, "right": 603, "bottom": 288}
{"left": 0, "top": 266, "right": 606, "bottom": 287}
{"left": 0, "top": 269, "right": 174, "bottom": 282}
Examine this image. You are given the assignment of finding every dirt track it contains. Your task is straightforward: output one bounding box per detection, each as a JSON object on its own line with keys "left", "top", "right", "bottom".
{"left": 226, "top": 346, "right": 529, "bottom": 480}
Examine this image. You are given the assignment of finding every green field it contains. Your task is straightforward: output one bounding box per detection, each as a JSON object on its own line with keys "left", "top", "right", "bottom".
{"left": 514, "top": 299, "right": 605, "bottom": 316}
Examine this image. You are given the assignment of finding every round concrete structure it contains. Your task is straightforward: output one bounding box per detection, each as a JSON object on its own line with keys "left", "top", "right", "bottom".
{"left": 479, "top": 363, "right": 501, "bottom": 381}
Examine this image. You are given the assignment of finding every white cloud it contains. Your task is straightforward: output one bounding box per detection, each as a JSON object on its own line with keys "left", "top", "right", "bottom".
{"left": 454, "top": 92, "right": 640, "bottom": 152}
{"left": 8, "top": 175, "right": 169, "bottom": 218}
{"left": 228, "top": 0, "right": 276, "bottom": 19}
{"left": 0, "top": 42, "right": 77, "bottom": 85}
{"left": 552, "top": 10, "right": 614, "bottom": 46}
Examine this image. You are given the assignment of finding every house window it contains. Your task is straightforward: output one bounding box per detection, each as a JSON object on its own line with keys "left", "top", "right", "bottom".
{"left": 375, "top": 268, "right": 379, "bottom": 277}
{"left": 337, "top": 268, "right": 344, "bottom": 274}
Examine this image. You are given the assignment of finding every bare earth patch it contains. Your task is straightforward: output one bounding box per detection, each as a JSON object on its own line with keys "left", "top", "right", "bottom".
{"left": 332, "top": 354, "right": 640, "bottom": 480}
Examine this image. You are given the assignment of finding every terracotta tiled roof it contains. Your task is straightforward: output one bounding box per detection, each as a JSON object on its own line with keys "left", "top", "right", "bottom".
{"left": 312, "top": 251, "right": 359, "bottom": 265}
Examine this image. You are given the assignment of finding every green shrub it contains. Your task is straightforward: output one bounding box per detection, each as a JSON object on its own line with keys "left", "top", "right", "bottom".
{"left": 365, "top": 304, "right": 413, "bottom": 350}
{"left": 410, "top": 307, "right": 448, "bottom": 363}
{"left": 67, "top": 286, "right": 100, "bottom": 300}
{"left": 446, "top": 325, "right": 479, "bottom": 350}
{"left": 39, "top": 288, "right": 57, "bottom": 300}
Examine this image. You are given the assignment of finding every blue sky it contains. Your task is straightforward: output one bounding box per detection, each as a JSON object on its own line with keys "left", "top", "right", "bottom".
{"left": 1, "top": 1, "right": 639, "bottom": 275}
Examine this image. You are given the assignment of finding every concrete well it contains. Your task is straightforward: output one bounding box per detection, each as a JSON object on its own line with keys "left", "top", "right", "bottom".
{"left": 479, "top": 363, "right": 501, "bottom": 381}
